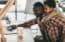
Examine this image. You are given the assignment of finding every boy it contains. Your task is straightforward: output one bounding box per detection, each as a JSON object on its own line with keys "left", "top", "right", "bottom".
{"left": 41, "top": 0, "right": 65, "bottom": 42}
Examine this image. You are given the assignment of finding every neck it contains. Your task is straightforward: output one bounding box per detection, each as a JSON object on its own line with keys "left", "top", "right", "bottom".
{"left": 36, "top": 14, "right": 42, "bottom": 18}
{"left": 36, "top": 14, "right": 44, "bottom": 21}
{"left": 46, "top": 9, "right": 54, "bottom": 16}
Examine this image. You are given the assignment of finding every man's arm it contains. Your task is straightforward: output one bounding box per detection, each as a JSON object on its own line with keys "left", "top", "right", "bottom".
{"left": 7, "top": 19, "right": 37, "bottom": 31}
{"left": 8, "top": 19, "right": 37, "bottom": 28}
{"left": 17, "top": 19, "right": 37, "bottom": 27}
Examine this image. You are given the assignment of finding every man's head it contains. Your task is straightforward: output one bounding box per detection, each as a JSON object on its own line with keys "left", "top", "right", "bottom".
{"left": 44, "top": 0, "right": 56, "bottom": 14}
{"left": 33, "top": 2, "right": 44, "bottom": 17}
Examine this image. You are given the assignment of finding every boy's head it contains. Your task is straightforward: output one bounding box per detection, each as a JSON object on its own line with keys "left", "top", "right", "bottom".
{"left": 33, "top": 2, "right": 44, "bottom": 17}
{"left": 44, "top": 0, "right": 56, "bottom": 14}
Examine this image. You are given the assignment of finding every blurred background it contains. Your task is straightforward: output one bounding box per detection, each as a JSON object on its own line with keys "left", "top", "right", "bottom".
{"left": 0, "top": 0, "right": 65, "bottom": 42}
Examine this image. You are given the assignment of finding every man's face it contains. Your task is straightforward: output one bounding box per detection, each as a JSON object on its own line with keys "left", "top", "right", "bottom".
{"left": 44, "top": 4, "right": 53, "bottom": 14}
{"left": 33, "top": 7, "right": 43, "bottom": 17}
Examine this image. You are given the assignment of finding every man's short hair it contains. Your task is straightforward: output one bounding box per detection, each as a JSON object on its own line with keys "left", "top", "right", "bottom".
{"left": 33, "top": 2, "right": 43, "bottom": 9}
{"left": 44, "top": 0, "right": 56, "bottom": 8}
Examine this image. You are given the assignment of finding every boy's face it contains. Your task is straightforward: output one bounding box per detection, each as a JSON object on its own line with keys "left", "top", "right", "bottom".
{"left": 44, "top": 4, "right": 53, "bottom": 14}
{"left": 33, "top": 7, "right": 43, "bottom": 17}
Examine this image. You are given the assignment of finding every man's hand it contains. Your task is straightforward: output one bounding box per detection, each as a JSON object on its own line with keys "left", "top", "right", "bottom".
{"left": 7, "top": 25, "right": 16, "bottom": 31}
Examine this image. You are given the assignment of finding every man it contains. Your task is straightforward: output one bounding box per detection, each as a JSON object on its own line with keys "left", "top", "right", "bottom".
{"left": 7, "top": 2, "right": 45, "bottom": 42}
{"left": 41, "top": 0, "right": 65, "bottom": 42}
{"left": 17, "top": 2, "right": 45, "bottom": 27}
{"left": 8, "top": 2, "right": 45, "bottom": 32}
